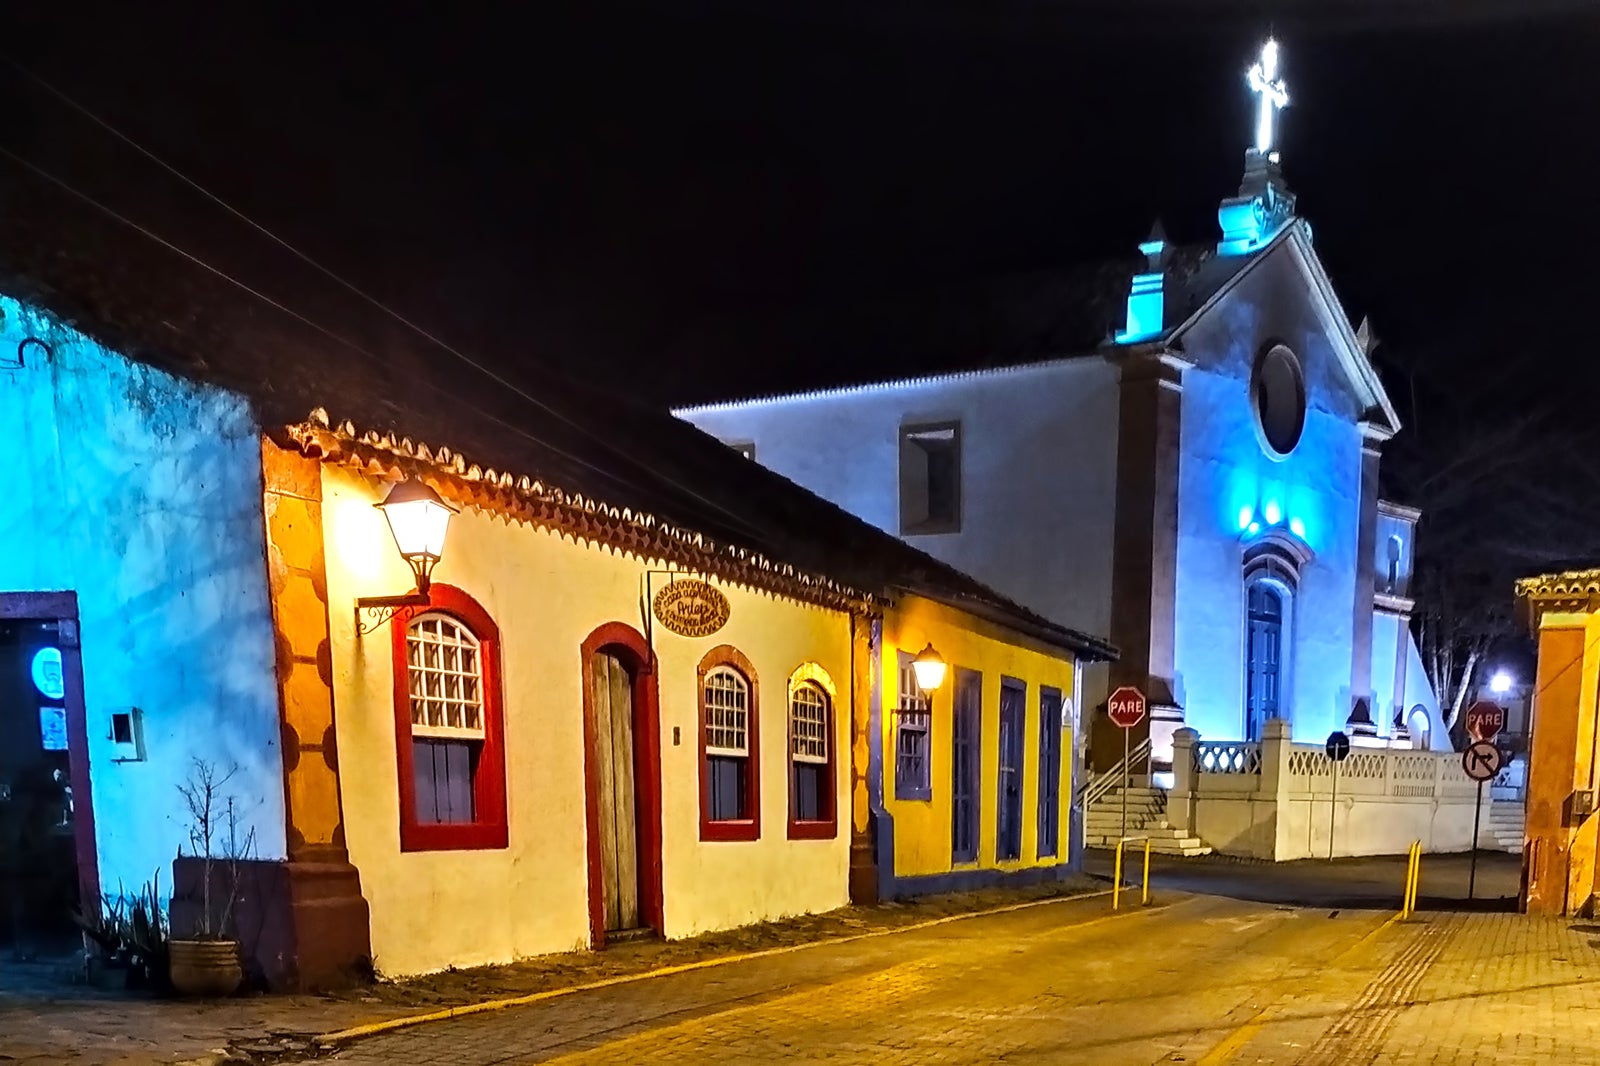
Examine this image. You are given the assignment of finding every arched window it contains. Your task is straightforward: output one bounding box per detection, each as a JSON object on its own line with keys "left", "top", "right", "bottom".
{"left": 1409, "top": 706, "right": 1432, "bottom": 751}
{"left": 787, "top": 664, "right": 838, "bottom": 839}
{"left": 698, "top": 646, "right": 760, "bottom": 842}
{"left": 392, "top": 585, "right": 507, "bottom": 852}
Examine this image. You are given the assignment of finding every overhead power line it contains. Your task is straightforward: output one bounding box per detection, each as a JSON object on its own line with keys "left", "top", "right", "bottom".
{"left": 0, "top": 53, "right": 769, "bottom": 543}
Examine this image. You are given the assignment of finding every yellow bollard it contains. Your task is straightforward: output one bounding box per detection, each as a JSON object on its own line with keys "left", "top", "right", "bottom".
{"left": 1400, "top": 840, "right": 1422, "bottom": 918}
{"left": 1113, "top": 838, "right": 1125, "bottom": 910}
{"left": 1409, "top": 841, "right": 1422, "bottom": 915}
{"left": 1142, "top": 837, "right": 1153, "bottom": 906}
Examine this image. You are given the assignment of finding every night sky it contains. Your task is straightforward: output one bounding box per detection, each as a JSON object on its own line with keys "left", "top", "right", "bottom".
{"left": 4, "top": 1, "right": 1598, "bottom": 410}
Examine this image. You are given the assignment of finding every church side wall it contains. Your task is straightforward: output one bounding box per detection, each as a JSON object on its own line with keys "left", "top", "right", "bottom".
{"left": 677, "top": 359, "right": 1122, "bottom": 641}
{"left": 1172, "top": 251, "right": 1365, "bottom": 744}
{"left": 0, "top": 293, "right": 287, "bottom": 899}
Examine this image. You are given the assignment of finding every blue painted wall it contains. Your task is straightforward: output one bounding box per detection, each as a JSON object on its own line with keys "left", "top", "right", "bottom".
{"left": 0, "top": 294, "right": 286, "bottom": 900}
{"left": 1171, "top": 243, "right": 1365, "bottom": 745}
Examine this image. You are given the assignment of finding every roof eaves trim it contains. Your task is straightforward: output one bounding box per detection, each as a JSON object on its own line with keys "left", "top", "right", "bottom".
{"left": 282, "top": 407, "right": 882, "bottom": 616}
{"left": 673, "top": 353, "right": 1098, "bottom": 415}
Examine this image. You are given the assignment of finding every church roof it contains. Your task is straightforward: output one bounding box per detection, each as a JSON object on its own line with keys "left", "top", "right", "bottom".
{"left": 0, "top": 163, "right": 1115, "bottom": 661}
{"left": 672, "top": 242, "right": 1252, "bottom": 410}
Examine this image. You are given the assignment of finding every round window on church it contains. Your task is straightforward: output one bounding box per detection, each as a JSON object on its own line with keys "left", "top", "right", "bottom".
{"left": 1252, "top": 345, "right": 1306, "bottom": 456}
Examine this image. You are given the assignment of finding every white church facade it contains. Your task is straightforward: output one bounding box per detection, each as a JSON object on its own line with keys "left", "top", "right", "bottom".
{"left": 678, "top": 42, "right": 1446, "bottom": 780}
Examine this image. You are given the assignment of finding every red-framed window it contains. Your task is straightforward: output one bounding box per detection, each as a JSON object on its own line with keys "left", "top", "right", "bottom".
{"left": 787, "top": 666, "right": 838, "bottom": 840}
{"left": 697, "top": 645, "right": 760, "bottom": 842}
{"left": 391, "top": 584, "right": 508, "bottom": 852}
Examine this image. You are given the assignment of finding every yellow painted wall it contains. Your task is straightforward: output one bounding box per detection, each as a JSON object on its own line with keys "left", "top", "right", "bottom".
{"left": 319, "top": 465, "right": 852, "bottom": 976}
{"left": 882, "top": 595, "right": 1077, "bottom": 878}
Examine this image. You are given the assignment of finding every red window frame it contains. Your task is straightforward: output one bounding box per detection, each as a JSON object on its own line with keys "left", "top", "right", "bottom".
{"left": 787, "top": 678, "right": 838, "bottom": 840}
{"left": 391, "top": 584, "right": 509, "bottom": 852}
{"left": 697, "top": 645, "right": 761, "bottom": 842}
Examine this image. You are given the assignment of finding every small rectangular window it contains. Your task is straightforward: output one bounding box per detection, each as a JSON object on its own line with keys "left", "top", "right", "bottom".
{"left": 728, "top": 441, "right": 756, "bottom": 460}
{"left": 895, "top": 658, "right": 933, "bottom": 801}
{"left": 899, "top": 422, "right": 961, "bottom": 535}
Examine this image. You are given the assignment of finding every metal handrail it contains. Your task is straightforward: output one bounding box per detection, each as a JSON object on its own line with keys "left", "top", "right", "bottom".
{"left": 1080, "top": 736, "right": 1153, "bottom": 808}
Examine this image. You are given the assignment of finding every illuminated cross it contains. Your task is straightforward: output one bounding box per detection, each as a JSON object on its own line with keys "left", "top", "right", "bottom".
{"left": 1246, "top": 38, "right": 1289, "bottom": 155}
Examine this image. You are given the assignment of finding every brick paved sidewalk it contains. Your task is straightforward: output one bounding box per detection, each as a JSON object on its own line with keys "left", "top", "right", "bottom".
{"left": 0, "top": 875, "right": 1100, "bottom": 1065}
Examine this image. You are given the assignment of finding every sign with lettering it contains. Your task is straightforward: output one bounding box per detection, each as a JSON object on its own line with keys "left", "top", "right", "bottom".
{"left": 652, "top": 578, "right": 731, "bottom": 638}
{"left": 1465, "top": 700, "right": 1506, "bottom": 743}
{"left": 1107, "top": 686, "right": 1146, "bottom": 729}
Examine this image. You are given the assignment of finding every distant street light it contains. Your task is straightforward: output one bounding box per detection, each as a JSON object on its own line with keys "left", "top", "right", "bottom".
{"left": 1489, "top": 671, "right": 1514, "bottom": 697}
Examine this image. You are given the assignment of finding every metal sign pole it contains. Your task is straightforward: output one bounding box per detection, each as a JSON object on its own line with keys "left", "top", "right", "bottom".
{"left": 1469, "top": 779, "right": 1483, "bottom": 901}
{"left": 1121, "top": 726, "right": 1130, "bottom": 846}
{"left": 1329, "top": 760, "right": 1339, "bottom": 860}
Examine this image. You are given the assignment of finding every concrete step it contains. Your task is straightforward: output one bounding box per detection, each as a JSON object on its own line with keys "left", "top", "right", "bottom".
{"left": 1084, "top": 834, "right": 1212, "bottom": 858}
{"left": 1084, "top": 818, "right": 1213, "bottom": 858}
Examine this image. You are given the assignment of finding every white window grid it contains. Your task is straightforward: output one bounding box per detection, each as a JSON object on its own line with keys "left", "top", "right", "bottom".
{"left": 899, "top": 662, "right": 931, "bottom": 721}
{"left": 406, "top": 613, "right": 486, "bottom": 741}
{"left": 704, "top": 667, "right": 750, "bottom": 757}
{"left": 790, "top": 683, "right": 828, "bottom": 764}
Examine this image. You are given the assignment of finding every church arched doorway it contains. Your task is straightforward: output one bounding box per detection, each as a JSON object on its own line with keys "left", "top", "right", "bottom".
{"left": 1245, "top": 581, "right": 1285, "bottom": 741}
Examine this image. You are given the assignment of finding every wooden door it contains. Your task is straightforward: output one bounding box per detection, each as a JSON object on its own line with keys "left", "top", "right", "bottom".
{"left": 996, "top": 682, "right": 1025, "bottom": 862}
{"left": 590, "top": 651, "right": 640, "bottom": 932}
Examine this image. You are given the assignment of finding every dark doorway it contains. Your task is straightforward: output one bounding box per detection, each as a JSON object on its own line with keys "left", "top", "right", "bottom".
{"left": 1037, "top": 688, "right": 1063, "bottom": 860}
{"left": 1246, "top": 582, "right": 1284, "bottom": 742}
{"left": 951, "top": 669, "right": 980, "bottom": 864}
{"left": 996, "top": 680, "right": 1025, "bottom": 863}
{"left": 0, "top": 616, "right": 84, "bottom": 958}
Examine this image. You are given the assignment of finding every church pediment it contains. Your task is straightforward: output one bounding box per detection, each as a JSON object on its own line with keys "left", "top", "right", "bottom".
{"left": 1166, "top": 222, "right": 1400, "bottom": 437}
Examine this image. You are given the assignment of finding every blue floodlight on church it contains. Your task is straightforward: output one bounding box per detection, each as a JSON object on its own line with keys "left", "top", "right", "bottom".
{"left": 1247, "top": 521, "right": 1261, "bottom": 536}
{"left": 1238, "top": 506, "right": 1255, "bottom": 532}
{"left": 1263, "top": 500, "right": 1282, "bottom": 526}
{"left": 1289, "top": 516, "right": 1307, "bottom": 540}
{"left": 1116, "top": 222, "right": 1170, "bottom": 344}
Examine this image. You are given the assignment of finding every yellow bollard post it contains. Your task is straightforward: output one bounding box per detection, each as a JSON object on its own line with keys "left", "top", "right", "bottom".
{"left": 1113, "top": 838, "right": 1125, "bottom": 911}
{"left": 1142, "top": 838, "right": 1153, "bottom": 906}
{"left": 1409, "top": 841, "right": 1422, "bottom": 915}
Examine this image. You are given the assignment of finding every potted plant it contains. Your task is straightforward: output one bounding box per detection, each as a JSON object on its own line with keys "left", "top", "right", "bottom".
{"left": 75, "top": 877, "right": 170, "bottom": 990}
{"left": 168, "top": 760, "right": 254, "bottom": 997}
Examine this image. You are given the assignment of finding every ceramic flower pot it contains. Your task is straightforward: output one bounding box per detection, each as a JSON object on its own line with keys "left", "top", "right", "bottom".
{"left": 168, "top": 938, "right": 242, "bottom": 997}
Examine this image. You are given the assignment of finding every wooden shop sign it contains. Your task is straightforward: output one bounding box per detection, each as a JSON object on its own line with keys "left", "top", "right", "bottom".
{"left": 652, "top": 578, "right": 731, "bottom": 638}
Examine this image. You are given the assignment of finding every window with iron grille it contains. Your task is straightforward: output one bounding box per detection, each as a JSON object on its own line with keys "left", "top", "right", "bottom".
{"left": 896, "top": 658, "right": 933, "bottom": 801}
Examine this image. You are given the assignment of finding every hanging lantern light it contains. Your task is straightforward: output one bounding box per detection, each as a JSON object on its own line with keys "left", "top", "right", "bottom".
{"left": 374, "top": 477, "right": 458, "bottom": 594}
{"left": 912, "top": 642, "right": 948, "bottom": 693}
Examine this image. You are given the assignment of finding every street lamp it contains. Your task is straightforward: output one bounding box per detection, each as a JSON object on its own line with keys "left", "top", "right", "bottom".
{"left": 356, "top": 477, "right": 458, "bottom": 634}
{"left": 1489, "top": 671, "right": 1513, "bottom": 697}
{"left": 911, "top": 642, "right": 947, "bottom": 693}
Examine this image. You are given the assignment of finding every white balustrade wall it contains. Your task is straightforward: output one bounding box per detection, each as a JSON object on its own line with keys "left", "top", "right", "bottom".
{"left": 1169, "top": 720, "right": 1489, "bottom": 860}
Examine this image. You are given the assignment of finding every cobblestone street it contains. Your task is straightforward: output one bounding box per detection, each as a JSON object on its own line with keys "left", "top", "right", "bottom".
{"left": 310, "top": 882, "right": 1600, "bottom": 1065}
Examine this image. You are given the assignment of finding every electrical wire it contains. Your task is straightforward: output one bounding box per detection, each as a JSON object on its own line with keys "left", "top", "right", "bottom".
{"left": 0, "top": 55, "right": 770, "bottom": 542}
{"left": 0, "top": 143, "right": 764, "bottom": 542}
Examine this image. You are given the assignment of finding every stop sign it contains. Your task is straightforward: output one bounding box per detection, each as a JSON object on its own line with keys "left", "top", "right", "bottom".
{"left": 1465, "top": 700, "right": 1506, "bottom": 743}
{"left": 1107, "top": 686, "right": 1147, "bottom": 729}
